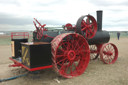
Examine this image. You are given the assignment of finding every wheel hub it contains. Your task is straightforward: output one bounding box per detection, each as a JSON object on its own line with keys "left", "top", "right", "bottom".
{"left": 103, "top": 51, "right": 113, "bottom": 56}
{"left": 67, "top": 50, "right": 76, "bottom": 61}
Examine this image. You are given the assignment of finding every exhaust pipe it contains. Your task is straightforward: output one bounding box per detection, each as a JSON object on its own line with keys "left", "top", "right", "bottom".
{"left": 97, "top": 10, "right": 103, "bottom": 31}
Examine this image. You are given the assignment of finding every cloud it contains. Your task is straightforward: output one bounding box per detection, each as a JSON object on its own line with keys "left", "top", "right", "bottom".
{"left": 0, "top": 0, "right": 19, "bottom": 5}
{"left": 0, "top": 24, "right": 34, "bottom": 31}
{"left": 88, "top": 0, "right": 128, "bottom": 6}
{"left": 0, "top": 0, "right": 128, "bottom": 31}
{"left": 32, "top": 0, "right": 67, "bottom": 6}
{"left": 0, "top": 11, "right": 65, "bottom": 25}
{"left": 0, "top": 13, "right": 32, "bottom": 25}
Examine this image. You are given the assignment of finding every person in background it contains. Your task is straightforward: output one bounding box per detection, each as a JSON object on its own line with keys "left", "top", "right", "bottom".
{"left": 117, "top": 32, "right": 120, "bottom": 40}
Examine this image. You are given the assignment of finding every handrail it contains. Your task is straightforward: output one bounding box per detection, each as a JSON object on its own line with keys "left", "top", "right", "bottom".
{"left": 11, "top": 32, "right": 29, "bottom": 39}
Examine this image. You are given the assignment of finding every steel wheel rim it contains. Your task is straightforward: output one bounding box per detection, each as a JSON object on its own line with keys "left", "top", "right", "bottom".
{"left": 100, "top": 43, "right": 118, "bottom": 64}
{"left": 51, "top": 33, "right": 90, "bottom": 78}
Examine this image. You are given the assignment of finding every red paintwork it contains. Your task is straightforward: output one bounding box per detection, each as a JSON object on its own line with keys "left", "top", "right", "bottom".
{"left": 100, "top": 43, "right": 118, "bottom": 64}
{"left": 11, "top": 32, "right": 29, "bottom": 39}
{"left": 33, "top": 18, "right": 51, "bottom": 40}
{"left": 64, "top": 23, "right": 73, "bottom": 30}
{"left": 51, "top": 33, "right": 90, "bottom": 78}
{"left": 81, "top": 15, "right": 97, "bottom": 39}
{"left": 9, "top": 57, "right": 52, "bottom": 71}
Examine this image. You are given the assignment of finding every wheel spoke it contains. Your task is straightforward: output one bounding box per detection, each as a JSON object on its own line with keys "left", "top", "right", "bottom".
{"left": 88, "top": 28, "right": 93, "bottom": 35}
{"left": 77, "top": 43, "right": 84, "bottom": 51}
{"left": 77, "top": 50, "right": 88, "bottom": 55}
{"left": 60, "top": 59, "right": 69, "bottom": 71}
{"left": 56, "top": 57, "right": 68, "bottom": 65}
{"left": 69, "top": 63, "right": 73, "bottom": 74}
{"left": 90, "top": 23, "right": 94, "bottom": 27}
{"left": 71, "top": 38, "right": 75, "bottom": 50}
{"left": 74, "top": 40, "right": 79, "bottom": 50}
{"left": 73, "top": 62, "right": 77, "bottom": 69}
{"left": 109, "top": 45, "right": 114, "bottom": 52}
{"left": 109, "top": 55, "right": 113, "bottom": 61}
{"left": 105, "top": 46, "right": 109, "bottom": 52}
{"left": 66, "top": 36, "right": 71, "bottom": 50}
{"left": 59, "top": 48, "right": 65, "bottom": 52}
{"left": 85, "top": 30, "right": 89, "bottom": 38}
{"left": 56, "top": 54, "right": 65, "bottom": 58}
{"left": 82, "top": 20, "right": 87, "bottom": 27}
{"left": 107, "top": 44, "right": 111, "bottom": 51}
{"left": 90, "top": 45, "right": 99, "bottom": 60}
{"left": 82, "top": 27, "right": 87, "bottom": 31}
{"left": 74, "top": 55, "right": 80, "bottom": 61}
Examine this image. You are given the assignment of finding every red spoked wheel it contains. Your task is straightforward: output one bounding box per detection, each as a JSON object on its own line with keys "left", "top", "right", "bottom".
{"left": 51, "top": 33, "right": 90, "bottom": 78}
{"left": 90, "top": 44, "right": 103, "bottom": 60}
{"left": 76, "top": 15, "right": 97, "bottom": 39}
{"left": 64, "top": 23, "right": 73, "bottom": 30}
{"left": 89, "top": 45, "right": 99, "bottom": 60}
{"left": 100, "top": 43, "right": 118, "bottom": 64}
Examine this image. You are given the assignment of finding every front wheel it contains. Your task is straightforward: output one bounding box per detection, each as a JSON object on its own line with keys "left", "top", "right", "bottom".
{"left": 100, "top": 43, "right": 118, "bottom": 64}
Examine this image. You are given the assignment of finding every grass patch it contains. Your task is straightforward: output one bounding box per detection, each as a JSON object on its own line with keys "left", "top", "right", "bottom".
{"left": 0, "top": 35, "right": 33, "bottom": 45}
{"left": 0, "top": 36, "right": 11, "bottom": 45}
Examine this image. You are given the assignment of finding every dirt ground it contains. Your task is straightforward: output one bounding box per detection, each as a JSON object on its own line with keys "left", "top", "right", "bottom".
{"left": 0, "top": 37, "right": 128, "bottom": 85}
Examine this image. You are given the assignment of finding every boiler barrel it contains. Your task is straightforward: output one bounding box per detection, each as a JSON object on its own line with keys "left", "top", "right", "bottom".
{"left": 33, "top": 30, "right": 110, "bottom": 45}
{"left": 88, "top": 31, "right": 110, "bottom": 45}
{"left": 33, "top": 30, "right": 74, "bottom": 42}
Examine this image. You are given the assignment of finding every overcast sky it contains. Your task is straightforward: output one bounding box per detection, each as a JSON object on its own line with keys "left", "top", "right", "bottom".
{"left": 0, "top": 0, "right": 128, "bottom": 31}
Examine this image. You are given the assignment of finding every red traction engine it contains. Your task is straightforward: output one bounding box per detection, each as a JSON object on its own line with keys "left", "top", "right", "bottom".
{"left": 10, "top": 10, "right": 118, "bottom": 78}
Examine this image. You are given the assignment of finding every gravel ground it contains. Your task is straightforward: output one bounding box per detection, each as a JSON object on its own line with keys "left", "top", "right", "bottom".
{"left": 0, "top": 37, "right": 128, "bottom": 85}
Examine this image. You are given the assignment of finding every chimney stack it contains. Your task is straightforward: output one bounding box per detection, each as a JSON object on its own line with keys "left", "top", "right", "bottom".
{"left": 97, "top": 10, "right": 103, "bottom": 31}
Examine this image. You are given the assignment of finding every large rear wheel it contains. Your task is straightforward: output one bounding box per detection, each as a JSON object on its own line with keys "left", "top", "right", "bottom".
{"left": 51, "top": 33, "right": 90, "bottom": 78}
